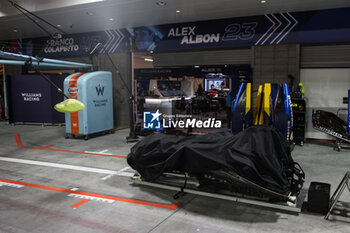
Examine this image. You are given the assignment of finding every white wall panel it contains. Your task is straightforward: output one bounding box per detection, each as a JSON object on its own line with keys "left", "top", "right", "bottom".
{"left": 301, "top": 68, "right": 350, "bottom": 139}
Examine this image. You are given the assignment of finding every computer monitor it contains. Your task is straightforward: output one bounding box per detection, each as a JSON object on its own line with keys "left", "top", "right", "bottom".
{"left": 204, "top": 75, "right": 227, "bottom": 91}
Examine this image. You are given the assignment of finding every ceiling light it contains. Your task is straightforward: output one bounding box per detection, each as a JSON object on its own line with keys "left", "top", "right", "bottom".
{"left": 13, "top": 29, "right": 18, "bottom": 33}
{"left": 194, "top": 65, "right": 200, "bottom": 68}
{"left": 150, "top": 51, "right": 153, "bottom": 54}
{"left": 86, "top": 11, "right": 95, "bottom": 16}
{"left": 156, "top": 1, "right": 167, "bottom": 6}
{"left": 57, "top": 24, "right": 61, "bottom": 27}
{"left": 261, "top": 0, "right": 266, "bottom": 3}
{"left": 109, "top": 18, "right": 114, "bottom": 21}
{"left": 144, "top": 58, "right": 153, "bottom": 62}
{"left": 176, "top": 10, "right": 181, "bottom": 13}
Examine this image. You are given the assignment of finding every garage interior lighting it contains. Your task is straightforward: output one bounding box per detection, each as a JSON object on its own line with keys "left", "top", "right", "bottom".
{"left": 261, "top": 0, "right": 266, "bottom": 3}
{"left": 176, "top": 10, "right": 181, "bottom": 13}
{"left": 144, "top": 58, "right": 153, "bottom": 62}
{"left": 156, "top": 1, "right": 167, "bottom": 6}
{"left": 13, "top": 29, "right": 18, "bottom": 32}
{"left": 57, "top": 24, "right": 61, "bottom": 27}
{"left": 109, "top": 18, "right": 114, "bottom": 21}
{"left": 194, "top": 65, "right": 200, "bottom": 68}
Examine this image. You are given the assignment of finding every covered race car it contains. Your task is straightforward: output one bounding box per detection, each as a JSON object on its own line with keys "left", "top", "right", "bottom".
{"left": 127, "top": 125, "right": 304, "bottom": 202}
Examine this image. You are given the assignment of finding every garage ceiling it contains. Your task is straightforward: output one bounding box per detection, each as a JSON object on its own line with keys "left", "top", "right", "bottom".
{"left": 1, "top": 0, "right": 350, "bottom": 41}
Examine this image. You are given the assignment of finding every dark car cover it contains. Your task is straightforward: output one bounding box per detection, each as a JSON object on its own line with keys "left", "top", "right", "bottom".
{"left": 127, "top": 125, "right": 304, "bottom": 195}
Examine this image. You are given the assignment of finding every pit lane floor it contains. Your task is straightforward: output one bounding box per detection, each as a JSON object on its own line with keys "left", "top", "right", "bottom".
{"left": 0, "top": 121, "right": 349, "bottom": 233}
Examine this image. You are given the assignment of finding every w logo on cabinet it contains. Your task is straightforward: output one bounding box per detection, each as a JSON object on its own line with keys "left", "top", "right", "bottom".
{"left": 96, "top": 84, "right": 105, "bottom": 96}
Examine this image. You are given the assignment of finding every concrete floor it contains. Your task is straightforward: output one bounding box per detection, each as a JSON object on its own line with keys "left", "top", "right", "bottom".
{"left": 0, "top": 121, "right": 349, "bottom": 233}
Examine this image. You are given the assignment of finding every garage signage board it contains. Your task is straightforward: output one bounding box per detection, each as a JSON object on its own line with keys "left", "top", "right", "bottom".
{"left": 5, "top": 7, "right": 350, "bottom": 57}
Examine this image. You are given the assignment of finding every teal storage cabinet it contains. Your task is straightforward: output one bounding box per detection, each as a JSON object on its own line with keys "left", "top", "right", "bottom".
{"left": 64, "top": 71, "right": 114, "bottom": 139}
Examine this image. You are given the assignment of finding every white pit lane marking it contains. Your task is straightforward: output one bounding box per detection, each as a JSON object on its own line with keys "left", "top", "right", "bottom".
{"left": 84, "top": 149, "right": 112, "bottom": 155}
{"left": 0, "top": 157, "right": 133, "bottom": 177}
{"left": 0, "top": 181, "right": 24, "bottom": 188}
{"left": 68, "top": 193, "right": 115, "bottom": 203}
{"left": 101, "top": 166, "right": 131, "bottom": 180}
{"left": 67, "top": 187, "right": 115, "bottom": 203}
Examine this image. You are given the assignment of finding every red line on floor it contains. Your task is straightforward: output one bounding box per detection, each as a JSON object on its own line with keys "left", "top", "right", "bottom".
{"left": 14, "top": 134, "right": 23, "bottom": 147}
{"left": 0, "top": 178, "right": 179, "bottom": 210}
{"left": 71, "top": 199, "right": 90, "bottom": 209}
{"left": 41, "top": 145, "right": 54, "bottom": 149}
{"left": 14, "top": 134, "right": 126, "bottom": 159}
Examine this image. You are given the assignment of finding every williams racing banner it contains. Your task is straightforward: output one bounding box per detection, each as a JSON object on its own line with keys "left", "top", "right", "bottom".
{"left": 5, "top": 7, "right": 350, "bottom": 57}
{"left": 19, "top": 30, "right": 128, "bottom": 57}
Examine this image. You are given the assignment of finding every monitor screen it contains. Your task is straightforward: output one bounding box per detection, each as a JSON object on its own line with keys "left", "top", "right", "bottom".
{"left": 205, "top": 77, "right": 227, "bottom": 91}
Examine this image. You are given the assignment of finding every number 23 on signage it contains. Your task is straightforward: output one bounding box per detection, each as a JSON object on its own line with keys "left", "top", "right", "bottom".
{"left": 222, "top": 22, "right": 258, "bottom": 41}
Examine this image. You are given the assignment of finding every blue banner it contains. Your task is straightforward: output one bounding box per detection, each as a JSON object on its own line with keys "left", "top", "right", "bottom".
{"left": 8, "top": 74, "right": 65, "bottom": 123}
{"left": 24, "top": 29, "right": 128, "bottom": 57}
{"left": 5, "top": 7, "right": 350, "bottom": 57}
{"left": 132, "top": 7, "right": 350, "bottom": 51}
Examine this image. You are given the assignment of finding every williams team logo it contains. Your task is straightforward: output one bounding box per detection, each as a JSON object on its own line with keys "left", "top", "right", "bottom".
{"left": 143, "top": 110, "right": 162, "bottom": 129}
{"left": 96, "top": 84, "right": 105, "bottom": 96}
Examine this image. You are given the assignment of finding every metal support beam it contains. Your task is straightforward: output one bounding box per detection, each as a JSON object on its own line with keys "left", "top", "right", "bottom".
{"left": 0, "top": 51, "right": 92, "bottom": 68}
{"left": 0, "top": 59, "right": 86, "bottom": 68}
